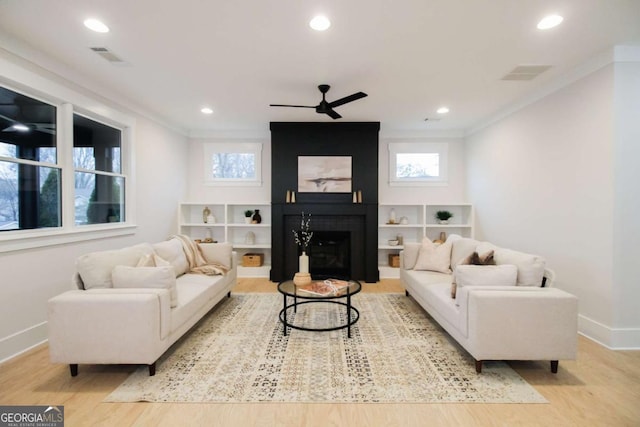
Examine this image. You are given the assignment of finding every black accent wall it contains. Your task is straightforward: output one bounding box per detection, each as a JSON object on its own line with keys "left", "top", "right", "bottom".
{"left": 270, "top": 122, "right": 380, "bottom": 283}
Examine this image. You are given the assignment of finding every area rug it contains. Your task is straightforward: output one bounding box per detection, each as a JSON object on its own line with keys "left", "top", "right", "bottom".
{"left": 105, "top": 293, "right": 546, "bottom": 403}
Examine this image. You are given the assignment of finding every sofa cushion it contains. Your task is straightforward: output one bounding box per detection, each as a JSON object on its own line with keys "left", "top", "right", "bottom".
{"left": 198, "top": 242, "right": 233, "bottom": 270}
{"left": 112, "top": 265, "right": 178, "bottom": 307}
{"left": 494, "top": 248, "right": 545, "bottom": 287}
{"left": 153, "top": 238, "right": 189, "bottom": 277}
{"left": 414, "top": 238, "right": 452, "bottom": 273}
{"left": 454, "top": 264, "right": 518, "bottom": 289}
{"left": 76, "top": 243, "right": 155, "bottom": 290}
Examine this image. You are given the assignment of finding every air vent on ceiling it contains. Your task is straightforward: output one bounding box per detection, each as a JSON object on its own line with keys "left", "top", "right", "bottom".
{"left": 90, "top": 47, "right": 125, "bottom": 63}
{"left": 501, "top": 65, "right": 551, "bottom": 81}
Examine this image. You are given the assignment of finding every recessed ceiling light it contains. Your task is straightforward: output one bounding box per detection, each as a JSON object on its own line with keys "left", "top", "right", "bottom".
{"left": 437, "top": 107, "right": 450, "bottom": 114}
{"left": 201, "top": 107, "right": 213, "bottom": 114}
{"left": 537, "top": 15, "right": 563, "bottom": 30}
{"left": 309, "top": 15, "right": 331, "bottom": 31}
{"left": 84, "top": 18, "right": 110, "bottom": 33}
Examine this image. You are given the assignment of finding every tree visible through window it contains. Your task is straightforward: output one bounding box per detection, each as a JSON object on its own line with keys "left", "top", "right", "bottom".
{"left": 212, "top": 153, "right": 255, "bottom": 179}
{"left": 389, "top": 142, "right": 448, "bottom": 185}
{"left": 204, "top": 142, "right": 262, "bottom": 185}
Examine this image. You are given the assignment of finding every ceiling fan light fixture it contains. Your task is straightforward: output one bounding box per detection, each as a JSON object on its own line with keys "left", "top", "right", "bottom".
{"left": 537, "top": 14, "right": 563, "bottom": 30}
{"left": 309, "top": 15, "right": 331, "bottom": 31}
{"left": 437, "top": 107, "right": 450, "bottom": 114}
{"left": 201, "top": 107, "right": 214, "bottom": 115}
{"left": 84, "top": 18, "right": 110, "bottom": 33}
{"left": 11, "top": 123, "right": 31, "bottom": 132}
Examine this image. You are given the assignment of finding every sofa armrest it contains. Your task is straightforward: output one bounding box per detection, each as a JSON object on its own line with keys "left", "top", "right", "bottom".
{"left": 47, "top": 288, "right": 171, "bottom": 365}
{"left": 464, "top": 286, "right": 578, "bottom": 361}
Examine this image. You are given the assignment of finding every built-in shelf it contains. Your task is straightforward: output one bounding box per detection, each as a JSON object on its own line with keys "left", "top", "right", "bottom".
{"left": 178, "top": 202, "right": 271, "bottom": 277}
{"left": 378, "top": 203, "right": 474, "bottom": 278}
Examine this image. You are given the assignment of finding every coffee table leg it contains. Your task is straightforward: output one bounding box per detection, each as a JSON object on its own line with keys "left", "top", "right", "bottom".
{"left": 283, "top": 293, "right": 287, "bottom": 336}
{"left": 347, "top": 292, "right": 351, "bottom": 338}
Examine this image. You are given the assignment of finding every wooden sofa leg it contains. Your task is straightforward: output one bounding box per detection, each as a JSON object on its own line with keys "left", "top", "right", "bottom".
{"left": 227, "top": 291, "right": 231, "bottom": 298}
{"left": 550, "top": 360, "right": 559, "bottom": 373}
{"left": 475, "top": 360, "right": 482, "bottom": 373}
{"left": 70, "top": 364, "right": 78, "bottom": 377}
{"left": 148, "top": 362, "right": 156, "bottom": 376}
{"left": 405, "top": 290, "right": 410, "bottom": 297}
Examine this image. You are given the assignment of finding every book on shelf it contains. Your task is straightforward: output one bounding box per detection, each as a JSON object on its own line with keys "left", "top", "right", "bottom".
{"left": 296, "top": 278, "right": 350, "bottom": 297}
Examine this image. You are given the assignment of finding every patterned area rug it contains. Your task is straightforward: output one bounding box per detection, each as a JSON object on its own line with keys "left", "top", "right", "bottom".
{"left": 105, "top": 293, "right": 546, "bottom": 403}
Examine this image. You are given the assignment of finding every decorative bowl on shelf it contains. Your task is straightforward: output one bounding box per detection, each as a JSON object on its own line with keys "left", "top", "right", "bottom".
{"left": 388, "top": 239, "right": 399, "bottom": 246}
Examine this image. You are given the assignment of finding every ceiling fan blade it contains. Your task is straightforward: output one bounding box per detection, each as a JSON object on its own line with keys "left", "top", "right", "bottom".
{"left": 269, "top": 104, "right": 316, "bottom": 108}
{"left": 328, "top": 92, "right": 367, "bottom": 108}
{"left": 325, "top": 108, "right": 342, "bottom": 120}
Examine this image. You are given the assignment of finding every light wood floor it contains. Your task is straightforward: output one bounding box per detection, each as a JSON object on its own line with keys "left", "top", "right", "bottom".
{"left": 2, "top": 278, "right": 639, "bottom": 426}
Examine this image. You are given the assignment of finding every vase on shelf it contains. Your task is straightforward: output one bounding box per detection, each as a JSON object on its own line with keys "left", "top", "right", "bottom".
{"left": 202, "top": 206, "right": 211, "bottom": 223}
{"left": 299, "top": 251, "right": 309, "bottom": 274}
{"left": 252, "top": 209, "right": 262, "bottom": 224}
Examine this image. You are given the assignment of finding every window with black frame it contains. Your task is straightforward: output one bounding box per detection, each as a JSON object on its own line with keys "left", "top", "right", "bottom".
{"left": 0, "top": 86, "right": 60, "bottom": 231}
{"left": 73, "top": 114, "right": 124, "bottom": 225}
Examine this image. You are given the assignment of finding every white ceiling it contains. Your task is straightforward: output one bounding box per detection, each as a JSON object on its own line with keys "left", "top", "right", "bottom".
{"left": 1, "top": 0, "right": 639, "bottom": 135}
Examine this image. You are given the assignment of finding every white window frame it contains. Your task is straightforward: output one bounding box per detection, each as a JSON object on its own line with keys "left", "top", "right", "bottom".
{"left": 0, "top": 66, "right": 136, "bottom": 253}
{"left": 203, "top": 142, "right": 262, "bottom": 186}
{"left": 388, "top": 142, "right": 448, "bottom": 186}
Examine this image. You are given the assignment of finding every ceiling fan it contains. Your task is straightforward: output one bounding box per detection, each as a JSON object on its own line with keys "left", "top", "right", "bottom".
{"left": 270, "top": 84, "right": 367, "bottom": 119}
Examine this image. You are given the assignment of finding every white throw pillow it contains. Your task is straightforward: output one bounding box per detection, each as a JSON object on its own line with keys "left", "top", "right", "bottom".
{"left": 76, "top": 243, "right": 154, "bottom": 290}
{"left": 112, "top": 265, "right": 178, "bottom": 308}
{"left": 402, "top": 242, "right": 422, "bottom": 270}
{"left": 494, "top": 248, "right": 545, "bottom": 287}
{"left": 454, "top": 264, "right": 518, "bottom": 288}
{"left": 413, "top": 238, "right": 452, "bottom": 273}
{"left": 153, "top": 239, "right": 189, "bottom": 277}
{"left": 198, "top": 242, "right": 233, "bottom": 269}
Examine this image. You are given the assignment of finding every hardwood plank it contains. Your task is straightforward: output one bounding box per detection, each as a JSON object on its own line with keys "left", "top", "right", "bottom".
{"left": 1, "top": 278, "right": 639, "bottom": 426}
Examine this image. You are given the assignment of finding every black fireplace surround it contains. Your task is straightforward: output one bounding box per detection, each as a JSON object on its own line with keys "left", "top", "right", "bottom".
{"left": 270, "top": 122, "right": 380, "bottom": 283}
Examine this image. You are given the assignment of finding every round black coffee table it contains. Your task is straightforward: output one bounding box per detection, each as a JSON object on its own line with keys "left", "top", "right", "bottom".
{"left": 277, "top": 278, "right": 361, "bottom": 338}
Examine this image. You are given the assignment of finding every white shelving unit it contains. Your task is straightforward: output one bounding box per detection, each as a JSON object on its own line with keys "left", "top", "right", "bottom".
{"left": 378, "top": 203, "right": 474, "bottom": 278}
{"left": 178, "top": 202, "right": 271, "bottom": 277}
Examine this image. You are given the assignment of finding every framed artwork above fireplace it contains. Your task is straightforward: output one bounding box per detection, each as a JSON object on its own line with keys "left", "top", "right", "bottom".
{"left": 298, "top": 156, "right": 352, "bottom": 193}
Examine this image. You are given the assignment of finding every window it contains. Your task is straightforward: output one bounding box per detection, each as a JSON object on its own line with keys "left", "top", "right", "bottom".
{"left": 203, "top": 142, "right": 262, "bottom": 186}
{"left": 73, "top": 114, "right": 124, "bottom": 225}
{"left": 388, "top": 142, "right": 448, "bottom": 186}
{"left": 0, "top": 86, "right": 60, "bottom": 231}
{"left": 0, "top": 76, "right": 134, "bottom": 251}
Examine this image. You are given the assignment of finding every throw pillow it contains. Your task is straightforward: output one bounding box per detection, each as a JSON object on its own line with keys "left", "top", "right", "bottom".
{"left": 454, "top": 264, "right": 518, "bottom": 288}
{"left": 451, "top": 250, "right": 496, "bottom": 298}
{"left": 76, "top": 243, "right": 155, "bottom": 290}
{"left": 494, "top": 248, "right": 546, "bottom": 287}
{"left": 413, "top": 238, "right": 452, "bottom": 274}
{"left": 198, "top": 242, "right": 233, "bottom": 270}
{"left": 112, "top": 265, "right": 178, "bottom": 308}
{"left": 152, "top": 238, "right": 189, "bottom": 277}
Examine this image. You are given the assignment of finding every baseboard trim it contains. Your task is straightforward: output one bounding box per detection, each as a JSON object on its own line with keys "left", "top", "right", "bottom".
{"left": 579, "top": 314, "right": 640, "bottom": 350}
{"left": 0, "top": 321, "right": 48, "bottom": 364}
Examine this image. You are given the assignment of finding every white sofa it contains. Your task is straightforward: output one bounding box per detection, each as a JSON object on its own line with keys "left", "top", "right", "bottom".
{"left": 48, "top": 237, "right": 237, "bottom": 376}
{"left": 400, "top": 235, "right": 578, "bottom": 373}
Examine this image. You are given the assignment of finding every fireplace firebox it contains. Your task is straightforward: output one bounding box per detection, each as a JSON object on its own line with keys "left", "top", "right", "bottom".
{"left": 308, "top": 231, "right": 350, "bottom": 278}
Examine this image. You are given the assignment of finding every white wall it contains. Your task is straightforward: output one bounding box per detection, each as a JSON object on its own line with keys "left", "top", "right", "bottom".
{"left": 466, "top": 57, "right": 640, "bottom": 348}
{"left": 612, "top": 58, "right": 640, "bottom": 346}
{"left": 0, "top": 54, "right": 189, "bottom": 362}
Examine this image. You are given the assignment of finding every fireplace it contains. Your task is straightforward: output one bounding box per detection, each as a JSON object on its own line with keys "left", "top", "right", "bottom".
{"left": 308, "top": 231, "right": 350, "bottom": 278}
{"left": 271, "top": 203, "right": 379, "bottom": 283}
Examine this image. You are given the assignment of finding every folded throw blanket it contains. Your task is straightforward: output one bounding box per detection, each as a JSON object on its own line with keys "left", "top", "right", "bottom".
{"left": 171, "top": 234, "right": 229, "bottom": 276}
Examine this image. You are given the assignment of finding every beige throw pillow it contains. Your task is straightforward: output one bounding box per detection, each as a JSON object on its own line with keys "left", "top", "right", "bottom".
{"left": 414, "top": 238, "right": 452, "bottom": 274}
